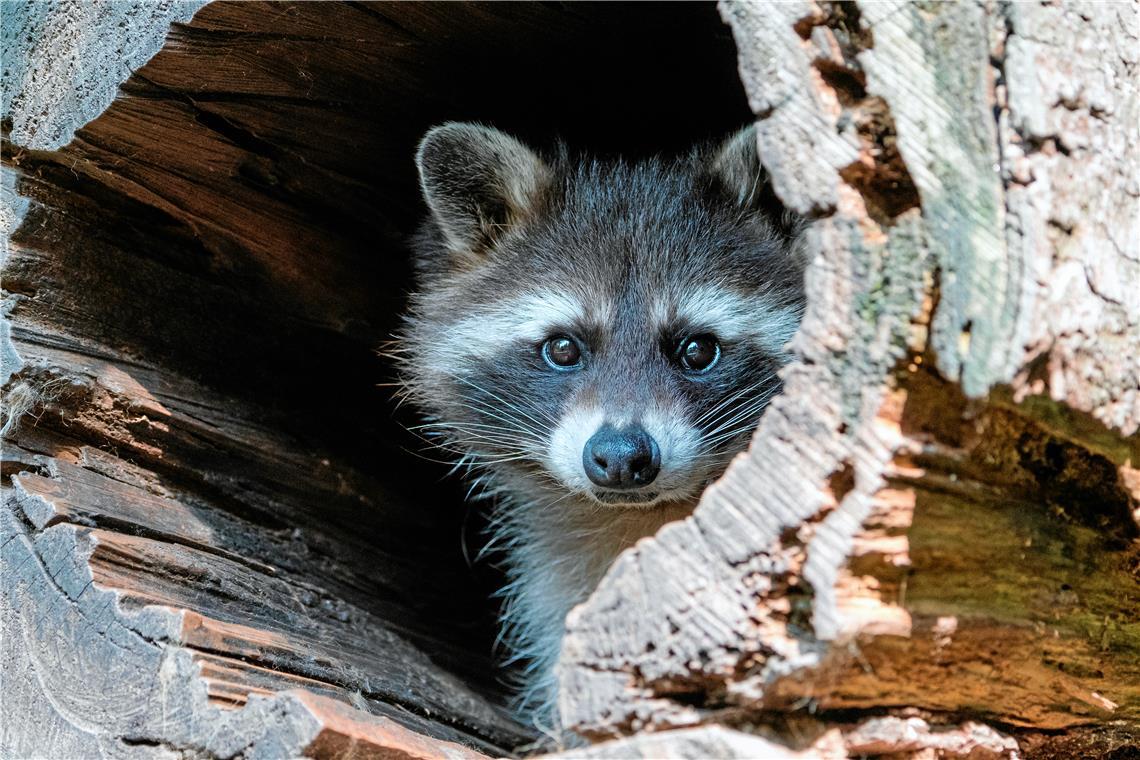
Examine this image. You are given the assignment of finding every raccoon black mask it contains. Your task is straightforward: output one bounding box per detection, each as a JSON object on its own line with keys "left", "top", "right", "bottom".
{"left": 398, "top": 122, "right": 806, "bottom": 724}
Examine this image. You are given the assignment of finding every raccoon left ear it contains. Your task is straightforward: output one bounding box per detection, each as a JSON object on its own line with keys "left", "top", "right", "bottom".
{"left": 706, "top": 124, "right": 766, "bottom": 208}
{"left": 416, "top": 122, "right": 551, "bottom": 259}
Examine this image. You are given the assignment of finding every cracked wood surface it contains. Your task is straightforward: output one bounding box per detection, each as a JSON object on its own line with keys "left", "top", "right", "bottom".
{"left": 545, "top": 717, "right": 1022, "bottom": 759}
{"left": 3, "top": 0, "right": 1137, "bottom": 758}
{"left": 1, "top": 332, "right": 526, "bottom": 757}
{"left": 2, "top": 2, "right": 604, "bottom": 756}
{"left": 2, "top": 1, "right": 756, "bottom": 757}
{"left": 0, "top": 0, "right": 209, "bottom": 152}
{"left": 558, "top": 1, "right": 1139, "bottom": 755}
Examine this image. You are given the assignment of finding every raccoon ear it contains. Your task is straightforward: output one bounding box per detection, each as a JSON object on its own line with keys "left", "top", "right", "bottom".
{"left": 416, "top": 123, "right": 550, "bottom": 258}
{"left": 706, "top": 125, "right": 804, "bottom": 241}
{"left": 706, "top": 124, "right": 766, "bottom": 208}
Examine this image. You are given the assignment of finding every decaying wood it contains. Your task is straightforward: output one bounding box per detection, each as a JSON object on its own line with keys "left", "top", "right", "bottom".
{"left": 548, "top": 717, "right": 1024, "bottom": 759}
{"left": 557, "top": 0, "right": 1139, "bottom": 755}
{"left": 0, "top": 2, "right": 623, "bottom": 756}
{"left": 0, "top": 1, "right": 208, "bottom": 152}
{"left": 3, "top": 0, "right": 1137, "bottom": 758}
{"left": 0, "top": 344, "right": 527, "bottom": 757}
{"left": 2, "top": 2, "right": 755, "bottom": 757}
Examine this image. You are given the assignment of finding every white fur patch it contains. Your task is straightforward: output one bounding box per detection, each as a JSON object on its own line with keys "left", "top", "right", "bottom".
{"left": 640, "top": 405, "right": 702, "bottom": 497}
{"left": 656, "top": 284, "right": 802, "bottom": 356}
{"left": 441, "top": 290, "right": 608, "bottom": 362}
{"left": 546, "top": 404, "right": 605, "bottom": 492}
{"left": 545, "top": 402, "right": 703, "bottom": 505}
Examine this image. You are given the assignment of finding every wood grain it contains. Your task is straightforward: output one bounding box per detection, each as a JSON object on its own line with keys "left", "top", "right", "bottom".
{"left": 2, "top": 1, "right": 756, "bottom": 756}
{"left": 5, "top": 0, "right": 1136, "bottom": 757}
{"left": 558, "top": 1, "right": 1139, "bottom": 756}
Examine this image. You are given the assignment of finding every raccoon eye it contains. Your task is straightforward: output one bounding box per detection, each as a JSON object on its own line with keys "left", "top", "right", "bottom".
{"left": 677, "top": 334, "right": 720, "bottom": 372}
{"left": 542, "top": 335, "right": 582, "bottom": 369}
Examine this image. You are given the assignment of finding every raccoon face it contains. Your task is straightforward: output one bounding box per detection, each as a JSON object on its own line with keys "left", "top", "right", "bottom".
{"left": 403, "top": 123, "right": 805, "bottom": 509}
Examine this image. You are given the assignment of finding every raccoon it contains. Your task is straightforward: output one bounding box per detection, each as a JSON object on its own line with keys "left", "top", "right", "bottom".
{"left": 398, "top": 122, "right": 805, "bottom": 726}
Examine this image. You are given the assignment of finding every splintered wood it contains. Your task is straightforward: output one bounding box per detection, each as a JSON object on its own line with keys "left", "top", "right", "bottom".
{"left": 557, "top": 1, "right": 1139, "bottom": 756}
{"left": 3, "top": 0, "right": 1137, "bottom": 758}
{"left": 1, "top": 347, "right": 526, "bottom": 757}
{"left": 4, "top": 2, "right": 762, "bottom": 756}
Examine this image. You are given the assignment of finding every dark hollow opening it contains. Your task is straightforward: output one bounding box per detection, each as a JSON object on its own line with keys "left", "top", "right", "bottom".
{"left": 5, "top": 0, "right": 752, "bottom": 749}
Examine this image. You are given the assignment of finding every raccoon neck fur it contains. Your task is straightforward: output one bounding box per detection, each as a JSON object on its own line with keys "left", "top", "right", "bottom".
{"left": 486, "top": 476, "right": 695, "bottom": 726}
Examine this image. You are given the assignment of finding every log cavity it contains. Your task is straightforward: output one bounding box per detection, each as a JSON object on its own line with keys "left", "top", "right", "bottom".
{"left": 2, "top": 2, "right": 753, "bottom": 749}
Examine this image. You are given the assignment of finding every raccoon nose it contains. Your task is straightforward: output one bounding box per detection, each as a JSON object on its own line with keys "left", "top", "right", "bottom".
{"left": 583, "top": 425, "right": 661, "bottom": 490}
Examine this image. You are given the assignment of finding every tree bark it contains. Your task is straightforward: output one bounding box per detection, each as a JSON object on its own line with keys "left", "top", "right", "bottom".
{"left": 3, "top": 1, "right": 1137, "bottom": 759}
{"left": 557, "top": 1, "right": 1139, "bottom": 756}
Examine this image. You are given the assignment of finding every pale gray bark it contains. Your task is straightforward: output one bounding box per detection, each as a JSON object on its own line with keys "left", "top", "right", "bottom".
{"left": 3, "top": 1, "right": 1136, "bottom": 758}
{"left": 557, "top": 1, "right": 1139, "bottom": 756}
{"left": 1, "top": 0, "right": 207, "bottom": 150}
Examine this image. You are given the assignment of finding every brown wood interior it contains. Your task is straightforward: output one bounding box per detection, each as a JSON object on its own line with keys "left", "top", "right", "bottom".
{"left": 3, "top": 2, "right": 753, "bottom": 752}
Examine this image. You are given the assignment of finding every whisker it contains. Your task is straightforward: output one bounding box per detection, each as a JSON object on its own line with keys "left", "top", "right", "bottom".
{"left": 703, "top": 390, "right": 778, "bottom": 437}
{"left": 452, "top": 374, "right": 558, "bottom": 428}
{"left": 454, "top": 394, "right": 548, "bottom": 439}
{"left": 692, "top": 381, "right": 762, "bottom": 426}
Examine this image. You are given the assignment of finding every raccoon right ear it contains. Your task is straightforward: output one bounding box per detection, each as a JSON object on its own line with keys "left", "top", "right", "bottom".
{"left": 706, "top": 124, "right": 803, "bottom": 239}
{"left": 707, "top": 124, "right": 765, "bottom": 208}
{"left": 416, "top": 123, "right": 550, "bottom": 259}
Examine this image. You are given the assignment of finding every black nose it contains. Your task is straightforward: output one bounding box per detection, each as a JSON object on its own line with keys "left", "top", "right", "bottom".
{"left": 583, "top": 424, "right": 661, "bottom": 490}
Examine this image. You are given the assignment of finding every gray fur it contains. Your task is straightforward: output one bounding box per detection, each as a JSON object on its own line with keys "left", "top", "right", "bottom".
{"left": 417, "top": 122, "right": 552, "bottom": 261}
{"left": 398, "top": 123, "right": 806, "bottom": 729}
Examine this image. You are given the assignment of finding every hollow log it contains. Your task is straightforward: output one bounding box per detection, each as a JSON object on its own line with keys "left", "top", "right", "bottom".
{"left": 2, "top": 1, "right": 1138, "bottom": 759}
{"left": 2, "top": 2, "right": 751, "bottom": 756}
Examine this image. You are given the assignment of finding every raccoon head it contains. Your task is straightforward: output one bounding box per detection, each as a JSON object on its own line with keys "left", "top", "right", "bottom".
{"left": 403, "top": 122, "right": 805, "bottom": 509}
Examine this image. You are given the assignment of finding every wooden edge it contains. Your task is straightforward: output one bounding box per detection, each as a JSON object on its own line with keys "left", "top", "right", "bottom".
{"left": 541, "top": 717, "right": 1022, "bottom": 759}
{"left": 542, "top": 725, "right": 841, "bottom": 759}
{"left": 0, "top": 497, "right": 504, "bottom": 759}
{"left": 287, "top": 690, "right": 492, "bottom": 760}
{"left": 558, "top": 0, "right": 1138, "bottom": 742}
{"left": 2, "top": 1, "right": 208, "bottom": 151}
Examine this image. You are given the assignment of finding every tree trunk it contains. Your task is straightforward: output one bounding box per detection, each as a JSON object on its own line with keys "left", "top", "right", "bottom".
{"left": 3, "top": 1, "right": 1137, "bottom": 759}
{"left": 557, "top": 1, "right": 1139, "bottom": 757}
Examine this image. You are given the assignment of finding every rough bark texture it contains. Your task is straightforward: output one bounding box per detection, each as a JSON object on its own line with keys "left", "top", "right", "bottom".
{"left": 0, "top": 2, "right": 610, "bottom": 756}
{"left": 3, "top": 1, "right": 1137, "bottom": 758}
{"left": 0, "top": 374, "right": 525, "bottom": 757}
{"left": 1, "top": 1, "right": 209, "bottom": 152}
{"left": 1, "top": 2, "right": 753, "bottom": 757}
{"left": 557, "top": 1, "right": 1139, "bottom": 756}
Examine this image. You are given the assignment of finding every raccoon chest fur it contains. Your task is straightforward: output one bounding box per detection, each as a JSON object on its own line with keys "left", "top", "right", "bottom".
{"left": 398, "top": 122, "right": 805, "bottom": 727}
{"left": 494, "top": 490, "right": 696, "bottom": 719}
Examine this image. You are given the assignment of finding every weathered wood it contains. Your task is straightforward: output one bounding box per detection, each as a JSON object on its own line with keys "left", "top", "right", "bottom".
{"left": 546, "top": 718, "right": 1026, "bottom": 759}
{"left": 286, "top": 691, "right": 491, "bottom": 760}
{"left": 1, "top": 358, "right": 527, "bottom": 756}
{"left": 550, "top": 724, "right": 847, "bottom": 759}
{"left": 0, "top": 1, "right": 209, "bottom": 152}
{"left": 5, "top": 0, "right": 1137, "bottom": 757}
{"left": 558, "top": 0, "right": 1139, "bottom": 755}
{"left": 2, "top": 1, "right": 758, "bottom": 756}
